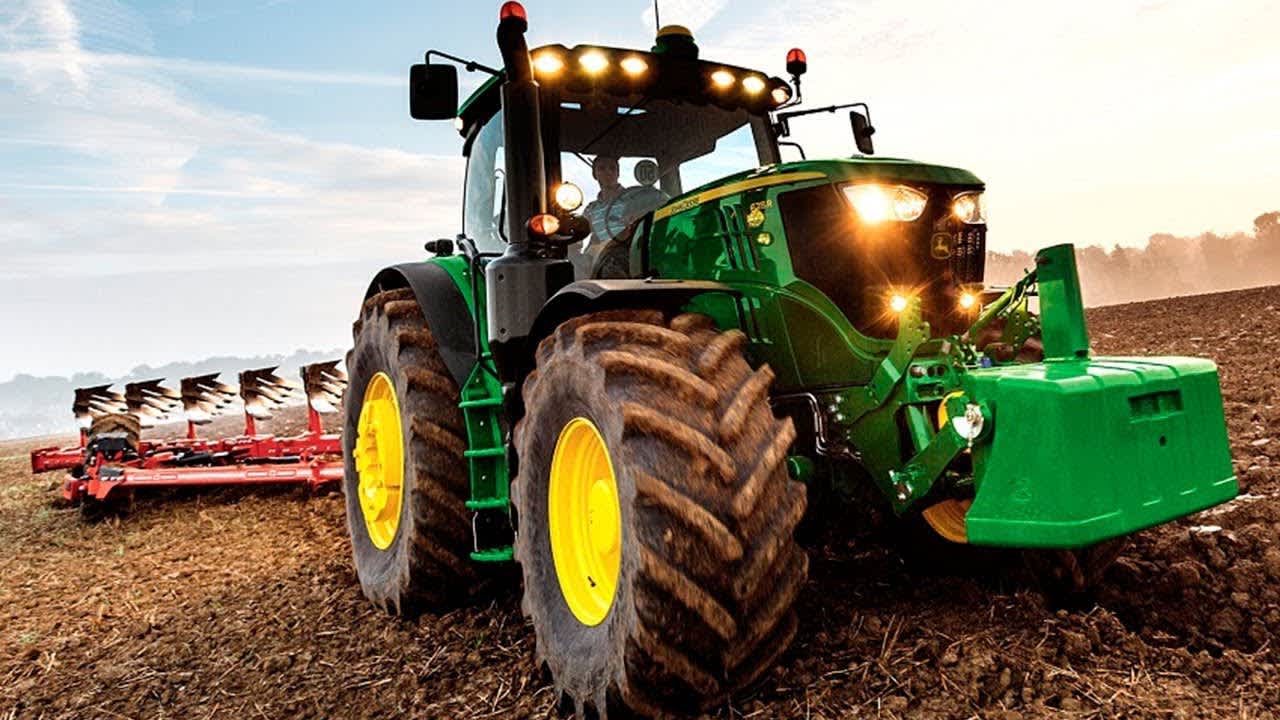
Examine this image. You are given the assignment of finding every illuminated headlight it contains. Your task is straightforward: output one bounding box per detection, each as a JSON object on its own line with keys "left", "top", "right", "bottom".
{"left": 842, "top": 184, "right": 927, "bottom": 224}
{"left": 952, "top": 191, "right": 986, "bottom": 224}
{"left": 951, "top": 403, "right": 986, "bottom": 444}
{"left": 533, "top": 51, "right": 565, "bottom": 75}
{"left": 553, "top": 182, "right": 584, "bottom": 212}
{"left": 620, "top": 56, "right": 648, "bottom": 77}
{"left": 579, "top": 50, "right": 609, "bottom": 75}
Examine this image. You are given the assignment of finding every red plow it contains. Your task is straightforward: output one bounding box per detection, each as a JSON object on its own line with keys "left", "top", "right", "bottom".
{"left": 29, "top": 361, "right": 347, "bottom": 513}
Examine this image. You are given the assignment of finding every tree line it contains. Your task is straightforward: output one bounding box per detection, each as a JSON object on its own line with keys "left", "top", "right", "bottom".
{"left": 986, "top": 211, "right": 1280, "bottom": 307}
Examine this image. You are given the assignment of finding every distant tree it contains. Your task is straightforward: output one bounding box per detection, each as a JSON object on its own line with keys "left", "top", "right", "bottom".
{"left": 1254, "top": 211, "right": 1280, "bottom": 284}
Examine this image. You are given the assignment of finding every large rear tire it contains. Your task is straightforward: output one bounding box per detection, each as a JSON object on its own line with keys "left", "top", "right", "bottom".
{"left": 514, "top": 309, "right": 808, "bottom": 717}
{"left": 343, "top": 288, "right": 474, "bottom": 615}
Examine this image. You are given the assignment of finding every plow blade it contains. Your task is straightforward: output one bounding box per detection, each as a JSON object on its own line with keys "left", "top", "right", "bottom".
{"left": 181, "top": 373, "right": 237, "bottom": 425}
{"left": 961, "top": 356, "right": 1236, "bottom": 549}
{"left": 125, "top": 379, "right": 182, "bottom": 428}
{"left": 301, "top": 360, "right": 347, "bottom": 414}
{"left": 72, "top": 384, "right": 127, "bottom": 429}
{"left": 238, "top": 367, "right": 300, "bottom": 419}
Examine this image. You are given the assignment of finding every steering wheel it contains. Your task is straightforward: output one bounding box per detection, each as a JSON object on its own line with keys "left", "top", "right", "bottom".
{"left": 599, "top": 186, "right": 668, "bottom": 241}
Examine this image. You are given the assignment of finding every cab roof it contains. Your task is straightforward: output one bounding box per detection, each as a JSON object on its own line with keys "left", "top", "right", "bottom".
{"left": 456, "top": 44, "right": 791, "bottom": 138}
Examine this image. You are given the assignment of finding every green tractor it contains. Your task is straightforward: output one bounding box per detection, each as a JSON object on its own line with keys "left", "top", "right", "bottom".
{"left": 342, "top": 3, "right": 1236, "bottom": 716}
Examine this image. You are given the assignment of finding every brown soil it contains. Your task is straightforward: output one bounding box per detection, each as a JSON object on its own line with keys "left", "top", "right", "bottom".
{"left": 2, "top": 286, "right": 1279, "bottom": 719}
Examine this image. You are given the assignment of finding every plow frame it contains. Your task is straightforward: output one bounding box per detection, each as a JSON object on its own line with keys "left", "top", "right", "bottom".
{"left": 39, "top": 363, "right": 348, "bottom": 507}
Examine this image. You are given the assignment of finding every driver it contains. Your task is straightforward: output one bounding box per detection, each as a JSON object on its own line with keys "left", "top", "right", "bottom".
{"left": 583, "top": 155, "right": 628, "bottom": 244}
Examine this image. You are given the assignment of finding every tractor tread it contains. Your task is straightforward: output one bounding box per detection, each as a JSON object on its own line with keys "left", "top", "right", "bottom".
{"left": 514, "top": 309, "right": 807, "bottom": 716}
{"left": 634, "top": 471, "right": 743, "bottom": 562}
{"left": 718, "top": 365, "right": 775, "bottom": 443}
{"left": 637, "top": 545, "right": 737, "bottom": 641}
{"left": 343, "top": 287, "right": 474, "bottom": 615}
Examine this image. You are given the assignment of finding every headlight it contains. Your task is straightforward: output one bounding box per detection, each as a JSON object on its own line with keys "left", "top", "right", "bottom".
{"left": 842, "top": 184, "right": 927, "bottom": 224}
{"left": 553, "top": 182, "right": 584, "bottom": 212}
{"left": 711, "top": 69, "right": 736, "bottom": 89}
{"left": 578, "top": 50, "right": 609, "bottom": 75}
{"left": 952, "top": 191, "right": 986, "bottom": 224}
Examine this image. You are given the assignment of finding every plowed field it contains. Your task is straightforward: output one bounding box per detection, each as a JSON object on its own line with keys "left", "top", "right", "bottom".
{"left": 3, "top": 286, "right": 1278, "bottom": 719}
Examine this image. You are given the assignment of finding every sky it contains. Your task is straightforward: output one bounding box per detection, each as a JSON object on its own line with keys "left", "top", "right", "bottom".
{"left": 1, "top": 0, "right": 1277, "bottom": 382}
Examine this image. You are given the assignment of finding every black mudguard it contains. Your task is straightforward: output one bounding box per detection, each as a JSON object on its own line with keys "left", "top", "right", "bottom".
{"left": 365, "top": 263, "right": 477, "bottom": 389}
{"left": 529, "top": 279, "right": 737, "bottom": 346}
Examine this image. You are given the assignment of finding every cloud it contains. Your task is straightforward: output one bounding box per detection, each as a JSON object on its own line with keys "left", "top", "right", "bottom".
{"left": 0, "top": 0, "right": 464, "bottom": 379}
{"left": 0, "top": 48, "right": 404, "bottom": 87}
{"left": 701, "top": 0, "right": 1280, "bottom": 252}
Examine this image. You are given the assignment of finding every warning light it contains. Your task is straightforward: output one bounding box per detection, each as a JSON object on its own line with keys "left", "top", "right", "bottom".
{"left": 528, "top": 213, "right": 560, "bottom": 236}
{"left": 786, "top": 48, "right": 808, "bottom": 76}
{"left": 499, "top": 2, "right": 527, "bottom": 22}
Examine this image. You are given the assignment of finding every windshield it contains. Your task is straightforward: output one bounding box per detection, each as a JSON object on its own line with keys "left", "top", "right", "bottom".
{"left": 551, "top": 96, "right": 776, "bottom": 276}
{"left": 463, "top": 90, "right": 778, "bottom": 272}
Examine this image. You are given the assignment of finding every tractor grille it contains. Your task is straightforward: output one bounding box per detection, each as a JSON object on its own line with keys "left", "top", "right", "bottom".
{"left": 950, "top": 226, "right": 986, "bottom": 286}
{"left": 779, "top": 182, "right": 988, "bottom": 339}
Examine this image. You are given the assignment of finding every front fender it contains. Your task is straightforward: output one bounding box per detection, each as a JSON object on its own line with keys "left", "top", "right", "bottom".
{"left": 528, "top": 278, "right": 738, "bottom": 345}
{"left": 365, "top": 260, "right": 478, "bottom": 388}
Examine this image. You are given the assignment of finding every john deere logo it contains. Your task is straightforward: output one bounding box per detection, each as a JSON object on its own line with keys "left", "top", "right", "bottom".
{"left": 746, "top": 199, "right": 772, "bottom": 228}
{"left": 930, "top": 233, "right": 953, "bottom": 259}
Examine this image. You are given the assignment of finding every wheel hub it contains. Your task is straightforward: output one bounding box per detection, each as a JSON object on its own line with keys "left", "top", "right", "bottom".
{"left": 549, "top": 417, "right": 622, "bottom": 626}
{"left": 354, "top": 372, "right": 404, "bottom": 550}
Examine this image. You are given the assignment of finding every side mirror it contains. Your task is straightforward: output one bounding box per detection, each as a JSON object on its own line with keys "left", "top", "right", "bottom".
{"left": 409, "top": 63, "right": 459, "bottom": 121}
{"left": 850, "top": 109, "right": 875, "bottom": 155}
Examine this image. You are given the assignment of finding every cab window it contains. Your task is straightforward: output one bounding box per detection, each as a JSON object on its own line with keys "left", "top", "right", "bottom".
{"left": 463, "top": 112, "right": 506, "bottom": 254}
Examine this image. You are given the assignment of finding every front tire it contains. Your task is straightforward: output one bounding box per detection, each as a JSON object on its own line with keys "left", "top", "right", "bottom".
{"left": 514, "top": 310, "right": 808, "bottom": 716}
{"left": 343, "top": 288, "right": 474, "bottom": 615}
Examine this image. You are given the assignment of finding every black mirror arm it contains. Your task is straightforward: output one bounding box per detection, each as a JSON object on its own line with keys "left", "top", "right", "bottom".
{"left": 778, "top": 101, "right": 871, "bottom": 125}
{"left": 425, "top": 49, "right": 502, "bottom": 78}
{"left": 778, "top": 141, "right": 807, "bottom": 161}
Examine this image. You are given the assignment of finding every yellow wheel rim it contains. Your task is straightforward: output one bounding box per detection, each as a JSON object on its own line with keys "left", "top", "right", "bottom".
{"left": 354, "top": 372, "right": 404, "bottom": 550}
{"left": 928, "top": 392, "right": 973, "bottom": 543}
{"left": 548, "top": 417, "right": 622, "bottom": 626}
{"left": 922, "top": 498, "right": 972, "bottom": 544}
{"left": 937, "top": 390, "right": 966, "bottom": 428}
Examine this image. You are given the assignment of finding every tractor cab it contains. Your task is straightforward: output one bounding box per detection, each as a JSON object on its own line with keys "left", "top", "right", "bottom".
{"left": 452, "top": 29, "right": 788, "bottom": 278}
{"left": 432, "top": 23, "right": 988, "bottom": 342}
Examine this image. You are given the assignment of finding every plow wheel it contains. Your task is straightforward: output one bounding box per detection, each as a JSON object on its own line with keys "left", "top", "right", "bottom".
{"left": 513, "top": 309, "right": 808, "bottom": 717}
{"left": 79, "top": 414, "right": 141, "bottom": 520}
{"left": 88, "top": 413, "right": 141, "bottom": 453}
{"left": 342, "top": 287, "right": 474, "bottom": 615}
